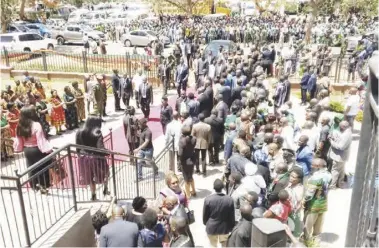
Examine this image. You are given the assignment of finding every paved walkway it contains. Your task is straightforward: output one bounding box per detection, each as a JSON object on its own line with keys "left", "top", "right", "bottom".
{"left": 183, "top": 97, "right": 361, "bottom": 248}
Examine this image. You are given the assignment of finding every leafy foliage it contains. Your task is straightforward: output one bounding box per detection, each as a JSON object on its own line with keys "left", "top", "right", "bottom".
{"left": 1, "top": 0, "right": 16, "bottom": 33}
{"left": 355, "top": 110, "right": 363, "bottom": 122}
{"left": 329, "top": 101, "right": 345, "bottom": 113}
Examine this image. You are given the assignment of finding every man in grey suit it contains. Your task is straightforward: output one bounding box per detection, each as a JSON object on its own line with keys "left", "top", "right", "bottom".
{"left": 191, "top": 113, "right": 212, "bottom": 176}
{"left": 175, "top": 57, "right": 189, "bottom": 96}
{"left": 328, "top": 120, "right": 352, "bottom": 189}
{"left": 99, "top": 206, "right": 139, "bottom": 247}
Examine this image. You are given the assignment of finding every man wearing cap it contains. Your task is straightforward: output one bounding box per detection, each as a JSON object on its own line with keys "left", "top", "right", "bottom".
{"left": 138, "top": 77, "right": 153, "bottom": 119}
{"left": 134, "top": 118, "right": 158, "bottom": 180}
{"left": 160, "top": 96, "right": 173, "bottom": 134}
{"left": 91, "top": 74, "right": 105, "bottom": 121}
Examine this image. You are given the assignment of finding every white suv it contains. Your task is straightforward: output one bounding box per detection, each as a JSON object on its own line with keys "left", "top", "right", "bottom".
{"left": 0, "top": 32, "right": 56, "bottom": 52}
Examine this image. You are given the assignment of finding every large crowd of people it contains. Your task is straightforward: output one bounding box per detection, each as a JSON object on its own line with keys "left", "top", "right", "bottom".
{"left": 1, "top": 10, "right": 375, "bottom": 248}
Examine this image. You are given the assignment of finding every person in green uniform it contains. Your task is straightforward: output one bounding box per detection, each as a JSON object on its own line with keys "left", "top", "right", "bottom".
{"left": 91, "top": 76, "right": 105, "bottom": 120}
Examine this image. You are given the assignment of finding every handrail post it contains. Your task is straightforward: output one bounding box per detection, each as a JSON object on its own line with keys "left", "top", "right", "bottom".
{"left": 135, "top": 156, "right": 140, "bottom": 197}
{"left": 3, "top": 47, "right": 10, "bottom": 67}
{"left": 110, "top": 154, "right": 117, "bottom": 198}
{"left": 109, "top": 128, "right": 113, "bottom": 151}
{"left": 67, "top": 147, "right": 77, "bottom": 211}
{"left": 169, "top": 134, "right": 175, "bottom": 172}
{"left": 15, "top": 171, "right": 31, "bottom": 247}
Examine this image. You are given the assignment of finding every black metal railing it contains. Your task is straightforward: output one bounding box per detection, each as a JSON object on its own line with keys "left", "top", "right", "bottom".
{"left": 0, "top": 132, "right": 174, "bottom": 247}
{"left": 1, "top": 48, "right": 159, "bottom": 80}
{"left": 345, "top": 51, "right": 378, "bottom": 247}
{"left": 0, "top": 129, "right": 113, "bottom": 178}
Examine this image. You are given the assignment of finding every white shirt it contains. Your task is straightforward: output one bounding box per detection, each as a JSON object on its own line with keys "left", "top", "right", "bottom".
{"left": 281, "top": 125, "right": 295, "bottom": 151}
{"left": 298, "top": 129, "right": 319, "bottom": 152}
{"left": 165, "top": 120, "right": 182, "bottom": 151}
{"left": 208, "top": 64, "right": 215, "bottom": 79}
{"left": 132, "top": 74, "right": 143, "bottom": 93}
{"left": 345, "top": 94, "right": 360, "bottom": 116}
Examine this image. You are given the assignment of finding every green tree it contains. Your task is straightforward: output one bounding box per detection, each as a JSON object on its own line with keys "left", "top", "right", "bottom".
{"left": 159, "top": 0, "right": 206, "bottom": 15}
{"left": 1, "top": 0, "right": 16, "bottom": 32}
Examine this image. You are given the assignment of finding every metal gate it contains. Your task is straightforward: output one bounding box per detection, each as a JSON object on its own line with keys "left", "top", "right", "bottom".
{"left": 345, "top": 51, "right": 378, "bottom": 247}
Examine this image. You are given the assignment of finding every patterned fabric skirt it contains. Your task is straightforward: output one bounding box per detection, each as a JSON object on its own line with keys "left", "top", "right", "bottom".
{"left": 50, "top": 106, "right": 65, "bottom": 126}
{"left": 1, "top": 126, "right": 14, "bottom": 157}
{"left": 64, "top": 106, "right": 78, "bottom": 128}
{"left": 76, "top": 99, "right": 85, "bottom": 120}
{"left": 78, "top": 154, "right": 109, "bottom": 185}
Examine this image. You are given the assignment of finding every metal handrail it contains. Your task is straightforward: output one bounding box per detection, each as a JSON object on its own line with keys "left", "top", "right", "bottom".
{"left": 17, "top": 143, "right": 152, "bottom": 178}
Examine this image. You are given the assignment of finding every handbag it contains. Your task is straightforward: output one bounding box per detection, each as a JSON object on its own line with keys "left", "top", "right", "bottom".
{"left": 185, "top": 207, "right": 195, "bottom": 225}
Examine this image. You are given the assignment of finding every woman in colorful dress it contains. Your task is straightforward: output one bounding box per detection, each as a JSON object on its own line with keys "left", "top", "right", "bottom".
{"left": 72, "top": 81, "right": 85, "bottom": 123}
{"left": 63, "top": 86, "right": 79, "bottom": 130}
{"left": 34, "top": 81, "right": 46, "bottom": 100}
{"left": 50, "top": 90, "right": 66, "bottom": 135}
{"left": 1, "top": 109, "right": 14, "bottom": 161}
{"left": 6, "top": 102, "right": 20, "bottom": 137}
{"left": 35, "top": 93, "right": 50, "bottom": 138}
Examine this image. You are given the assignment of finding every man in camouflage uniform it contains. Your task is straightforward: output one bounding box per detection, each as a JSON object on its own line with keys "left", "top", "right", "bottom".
{"left": 91, "top": 75, "right": 106, "bottom": 120}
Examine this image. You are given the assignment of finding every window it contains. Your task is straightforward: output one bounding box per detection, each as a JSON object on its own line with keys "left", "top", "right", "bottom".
{"left": 7, "top": 26, "right": 17, "bottom": 32}
{"left": 130, "top": 31, "right": 139, "bottom": 36}
{"left": 30, "top": 34, "right": 43, "bottom": 40}
{"left": 138, "top": 31, "right": 147, "bottom": 36}
{"left": 19, "top": 34, "right": 30, "bottom": 41}
{"left": 67, "top": 27, "right": 74, "bottom": 31}
{"left": 0, "top": 36, "right": 14, "bottom": 43}
{"left": 74, "top": 28, "right": 81, "bottom": 32}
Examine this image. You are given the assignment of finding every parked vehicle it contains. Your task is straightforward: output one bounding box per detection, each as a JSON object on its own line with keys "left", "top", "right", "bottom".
{"left": 52, "top": 25, "right": 105, "bottom": 45}
{"left": 67, "top": 9, "right": 90, "bottom": 23}
{"left": 121, "top": 30, "right": 170, "bottom": 47}
{"left": 25, "top": 23, "right": 52, "bottom": 38}
{"left": 0, "top": 32, "right": 56, "bottom": 52}
{"left": 6, "top": 24, "right": 31, "bottom": 33}
{"left": 204, "top": 40, "right": 237, "bottom": 58}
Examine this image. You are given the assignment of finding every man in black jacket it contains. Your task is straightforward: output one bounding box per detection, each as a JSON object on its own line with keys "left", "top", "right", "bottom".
{"left": 111, "top": 69, "right": 123, "bottom": 111}
{"left": 226, "top": 204, "right": 253, "bottom": 247}
{"left": 138, "top": 77, "right": 153, "bottom": 119}
{"left": 203, "top": 179, "right": 235, "bottom": 247}
{"left": 120, "top": 74, "right": 133, "bottom": 108}
{"left": 205, "top": 110, "right": 224, "bottom": 165}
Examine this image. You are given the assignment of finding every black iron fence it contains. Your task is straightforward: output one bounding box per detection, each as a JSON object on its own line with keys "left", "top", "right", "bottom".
{"left": 0, "top": 130, "right": 174, "bottom": 247}
{"left": 345, "top": 51, "right": 378, "bottom": 247}
{"left": 1, "top": 48, "right": 159, "bottom": 80}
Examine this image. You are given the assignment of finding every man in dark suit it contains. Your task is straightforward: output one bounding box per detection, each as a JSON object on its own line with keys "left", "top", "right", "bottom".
{"left": 203, "top": 179, "right": 235, "bottom": 247}
{"left": 158, "top": 57, "right": 170, "bottom": 96}
{"left": 198, "top": 87, "right": 210, "bottom": 117}
{"left": 231, "top": 79, "right": 244, "bottom": 103}
{"left": 218, "top": 80, "right": 231, "bottom": 107}
{"left": 196, "top": 55, "right": 209, "bottom": 84}
{"left": 205, "top": 109, "right": 224, "bottom": 165}
{"left": 138, "top": 77, "right": 153, "bottom": 119}
{"left": 300, "top": 71, "right": 311, "bottom": 105}
{"left": 99, "top": 206, "right": 139, "bottom": 247}
{"left": 119, "top": 74, "right": 133, "bottom": 108}
{"left": 175, "top": 58, "right": 189, "bottom": 96}
{"left": 226, "top": 204, "right": 253, "bottom": 247}
{"left": 213, "top": 94, "right": 229, "bottom": 122}
{"left": 111, "top": 69, "right": 123, "bottom": 111}
{"left": 160, "top": 96, "right": 173, "bottom": 134}
{"left": 267, "top": 162, "right": 289, "bottom": 206}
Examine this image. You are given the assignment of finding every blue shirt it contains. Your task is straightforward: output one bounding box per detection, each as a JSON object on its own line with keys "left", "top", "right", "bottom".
{"left": 296, "top": 145, "right": 313, "bottom": 176}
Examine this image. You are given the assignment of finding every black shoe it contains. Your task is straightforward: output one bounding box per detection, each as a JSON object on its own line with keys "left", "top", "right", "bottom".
{"left": 103, "top": 113, "right": 108, "bottom": 117}
{"left": 103, "top": 186, "right": 110, "bottom": 196}
{"left": 91, "top": 193, "right": 97, "bottom": 201}
{"left": 196, "top": 170, "right": 201, "bottom": 175}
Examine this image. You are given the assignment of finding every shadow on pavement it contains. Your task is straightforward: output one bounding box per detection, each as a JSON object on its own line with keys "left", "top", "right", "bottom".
{"left": 192, "top": 188, "right": 212, "bottom": 200}
{"left": 320, "top": 232, "right": 339, "bottom": 243}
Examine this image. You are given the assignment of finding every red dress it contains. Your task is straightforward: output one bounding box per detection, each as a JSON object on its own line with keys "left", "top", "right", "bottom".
{"left": 7, "top": 109, "right": 20, "bottom": 137}
{"left": 50, "top": 97, "right": 65, "bottom": 126}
